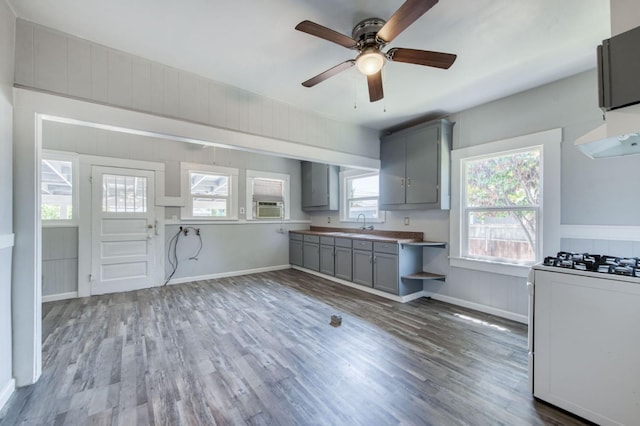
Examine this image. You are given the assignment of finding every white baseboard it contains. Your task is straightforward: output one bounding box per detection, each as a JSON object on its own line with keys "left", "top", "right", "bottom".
{"left": 291, "top": 266, "right": 423, "bottom": 303}
{"left": 428, "top": 293, "right": 528, "bottom": 324}
{"left": 0, "top": 378, "right": 15, "bottom": 411}
{"left": 291, "top": 266, "right": 528, "bottom": 323}
{"left": 167, "top": 264, "right": 291, "bottom": 285}
{"left": 42, "top": 291, "right": 78, "bottom": 303}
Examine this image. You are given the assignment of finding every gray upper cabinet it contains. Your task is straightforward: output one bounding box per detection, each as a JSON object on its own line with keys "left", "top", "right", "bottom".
{"left": 301, "top": 161, "right": 339, "bottom": 211}
{"left": 380, "top": 118, "right": 452, "bottom": 210}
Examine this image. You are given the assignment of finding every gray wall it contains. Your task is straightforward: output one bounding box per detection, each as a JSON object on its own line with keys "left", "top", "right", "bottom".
{"left": 0, "top": 0, "right": 14, "bottom": 404}
{"left": 14, "top": 19, "right": 380, "bottom": 160}
{"left": 42, "top": 119, "right": 308, "bottom": 286}
{"left": 313, "top": 69, "right": 640, "bottom": 321}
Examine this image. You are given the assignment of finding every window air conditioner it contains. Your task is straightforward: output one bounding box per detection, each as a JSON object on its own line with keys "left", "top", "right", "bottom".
{"left": 256, "top": 201, "right": 283, "bottom": 219}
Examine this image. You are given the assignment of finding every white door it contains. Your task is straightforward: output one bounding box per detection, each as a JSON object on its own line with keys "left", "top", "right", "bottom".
{"left": 91, "top": 166, "right": 158, "bottom": 294}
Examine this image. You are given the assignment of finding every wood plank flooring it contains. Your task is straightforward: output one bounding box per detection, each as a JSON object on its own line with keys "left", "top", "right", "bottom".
{"left": 0, "top": 269, "right": 589, "bottom": 425}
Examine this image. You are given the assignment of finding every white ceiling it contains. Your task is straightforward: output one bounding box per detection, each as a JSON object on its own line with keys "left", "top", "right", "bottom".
{"left": 8, "top": 0, "right": 610, "bottom": 131}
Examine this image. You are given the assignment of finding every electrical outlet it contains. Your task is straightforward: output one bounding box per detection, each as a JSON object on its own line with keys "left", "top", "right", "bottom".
{"left": 404, "top": 217, "right": 410, "bottom": 226}
{"left": 240, "top": 207, "right": 245, "bottom": 215}
{"left": 327, "top": 216, "right": 331, "bottom": 223}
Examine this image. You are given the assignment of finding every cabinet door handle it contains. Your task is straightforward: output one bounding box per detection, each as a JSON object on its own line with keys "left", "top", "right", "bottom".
{"left": 407, "top": 178, "right": 411, "bottom": 187}
{"left": 373, "top": 256, "right": 376, "bottom": 264}
{"left": 400, "top": 178, "right": 404, "bottom": 188}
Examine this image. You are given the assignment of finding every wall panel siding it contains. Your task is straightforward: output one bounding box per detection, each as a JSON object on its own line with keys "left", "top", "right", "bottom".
{"left": 67, "top": 38, "right": 91, "bottom": 99}
{"left": 107, "top": 49, "right": 133, "bottom": 107}
{"left": 131, "top": 57, "right": 152, "bottom": 111}
{"left": 90, "top": 44, "right": 108, "bottom": 102}
{"left": 33, "top": 26, "right": 67, "bottom": 94}
{"left": 12, "top": 19, "right": 379, "bottom": 160}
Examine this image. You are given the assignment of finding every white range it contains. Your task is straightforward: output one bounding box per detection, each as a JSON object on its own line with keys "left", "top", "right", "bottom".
{"left": 528, "top": 264, "right": 640, "bottom": 426}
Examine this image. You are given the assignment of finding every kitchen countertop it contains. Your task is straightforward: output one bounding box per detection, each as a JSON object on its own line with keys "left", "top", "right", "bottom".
{"left": 290, "top": 227, "right": 424, "bottom": 244}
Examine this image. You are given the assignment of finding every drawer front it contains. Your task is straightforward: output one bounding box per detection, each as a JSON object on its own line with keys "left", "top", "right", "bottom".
{"left": 335, "top": 237, "right": 352, "bottom": 248}
{"left": 352, "top": 240, "right": 373, "bottom": 251}
{"left": 290, "top": 232, "right": 303, "bottom": 241}
{"left": 320, "top": 236, "right": 335, "bottom": 245}
{"left": 374, "top": 242, "right": 398, "bottom": 255}
{"left": 303, "top": 234, "right": 320, "bottom": 243}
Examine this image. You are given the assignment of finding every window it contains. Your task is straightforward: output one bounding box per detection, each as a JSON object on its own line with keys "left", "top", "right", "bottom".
{"left": 246, "top": 170, "right": 290, "bottom": 220}
{"left": 450, "top": 128, "right": 561, "bottom": 277}
{"left": 41, "top": 151, "right": 78, "bottom": 225}
{"left": 463, "top": 148, "right": 540, "bottom": 264}
{"left": 181, "top": 162, "right": 239, "bottom": 220}
{"left": 341, "top": 170, "right": 383, "bottom": 222}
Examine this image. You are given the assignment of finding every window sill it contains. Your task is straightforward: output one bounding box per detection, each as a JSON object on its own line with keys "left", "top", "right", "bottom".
{"left": 449, "top": 256, "right": 533, "bottom": 278}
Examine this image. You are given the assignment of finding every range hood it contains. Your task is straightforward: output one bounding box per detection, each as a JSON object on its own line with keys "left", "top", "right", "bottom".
{"left": 575, "top": 105, "right": 640, "bottom": 159}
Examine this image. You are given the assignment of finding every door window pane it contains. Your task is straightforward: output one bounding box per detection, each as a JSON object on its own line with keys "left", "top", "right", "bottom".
{"left": 102, "top": 174, "right": 147, "bottom": 213}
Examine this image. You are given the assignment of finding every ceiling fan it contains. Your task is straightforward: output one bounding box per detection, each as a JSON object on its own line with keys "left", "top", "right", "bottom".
{"left": 295, "top": 0, "right": 457, "bottom": 103}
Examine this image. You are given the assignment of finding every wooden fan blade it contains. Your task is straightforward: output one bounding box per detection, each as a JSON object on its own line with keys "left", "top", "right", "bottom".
{"left": 387, "top": 48, "right": 456, "bottom": 69}
{"left": 295, "top": 20, "right": 358, "bottom": 49}
{"left": 302, "top": 60, "right": 356, "bottom": 88}
{"left": 377, "top": 0, "right": 439, "bottom": 43}
{"left": 367, "top": 71, "right": 384, "bottom": 102}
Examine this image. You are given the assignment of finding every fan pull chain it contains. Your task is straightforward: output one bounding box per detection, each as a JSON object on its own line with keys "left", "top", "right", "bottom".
{"left": 353, "top": 71, "right": 358, "bottom": 109}
{"left": 382, "top": 70, "right": 387, "bottom": 112}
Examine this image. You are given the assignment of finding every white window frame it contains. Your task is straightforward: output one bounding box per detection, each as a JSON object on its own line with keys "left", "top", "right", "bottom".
{"left": 340, "top": 169, "right": 385, "bottom": 223}
{"left": 245, "top": 170, "right": 291, "bottom": 220}
{"left": 41, "top": 150, "right": 79, "bottom": 227}
{"left": 180, "top": 162, "right": 239, "bottom": 220}
{"left": 450, "top": 128, "right": 561, "bottom": 277}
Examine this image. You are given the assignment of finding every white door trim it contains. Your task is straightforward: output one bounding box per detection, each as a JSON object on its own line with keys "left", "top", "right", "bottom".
{"left": 77, "top": 155, "right": 165, "bottom": 297}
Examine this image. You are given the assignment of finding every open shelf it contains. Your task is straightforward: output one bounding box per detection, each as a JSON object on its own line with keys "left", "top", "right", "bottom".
{"left": 402, "top": 241, "right": 447, "bottom": 248}
{"left": 402, "top": 272, "right": 446, "bottom": 281}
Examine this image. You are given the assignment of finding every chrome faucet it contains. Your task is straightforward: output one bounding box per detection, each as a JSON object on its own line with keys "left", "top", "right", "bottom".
{"left": 357, "top": 213, "right": 374, "bottom": 230}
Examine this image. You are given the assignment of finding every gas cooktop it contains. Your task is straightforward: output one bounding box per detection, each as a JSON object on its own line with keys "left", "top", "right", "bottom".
{"left": 543, "top": 252, "right": 640, "bottom": 277}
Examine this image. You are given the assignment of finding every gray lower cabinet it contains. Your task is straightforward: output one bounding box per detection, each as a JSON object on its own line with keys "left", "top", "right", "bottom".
{"left": 289, "top": 233, "right": 303, "bottom": 266}
{"left": 302, "top": 234, "right": 320, "bottom": 271}
{"left": 352, "top": 239, "right": 374, "bottom": 287}
{"left": 319, "top": 236, "right": 335, "bottom": 276}
{"left": 373, "top": 252, "right": 399, "bottom": 293}
{"left": 352, "top": 250, "right": 373, "bottom": 286}
{"left": 334, "top": 237, "right": 352, "bottom": 281}
{"left": 290, "top": 232, "right": 431, "bottom": 297}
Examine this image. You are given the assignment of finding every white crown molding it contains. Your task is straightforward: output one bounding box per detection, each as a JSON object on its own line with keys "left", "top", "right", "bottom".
{"left": 561, "top": 225, "right": 640, "bottom": 241}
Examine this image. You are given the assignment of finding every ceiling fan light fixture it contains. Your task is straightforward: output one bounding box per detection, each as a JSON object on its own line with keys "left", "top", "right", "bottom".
{"left": 355, "top": 48, "right": 385, "bottom": 75}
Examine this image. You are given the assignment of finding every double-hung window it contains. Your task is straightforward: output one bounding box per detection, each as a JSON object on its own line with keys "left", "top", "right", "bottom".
{"left": 462, "top": 148, "right": 541, "bottom": 264}
{"left": 341, "top": 170, "right": 382, "bottom": 221}
{"left": 181, "top": 162, "right": 239, "bottom": 220}
{"left": 41, "top": 150, "right": 79, "bottom": 226}
{"left": 246, "top": 170, "right": 290, "bottom": 220}
{"left": 450, "top": 128, "right": 561, "bottom": 277}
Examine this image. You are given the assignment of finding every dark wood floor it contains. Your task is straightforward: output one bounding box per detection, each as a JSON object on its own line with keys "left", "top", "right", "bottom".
{"left": 1, "top": 269, "right": 588, "bottom": 425}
